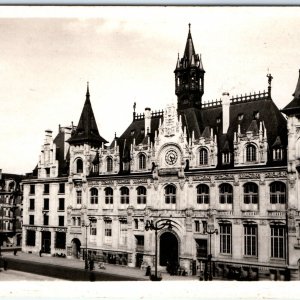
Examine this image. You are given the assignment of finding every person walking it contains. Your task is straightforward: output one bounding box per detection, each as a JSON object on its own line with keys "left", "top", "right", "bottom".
{"left": 39, "top": 249, "right": 42, "bottom": 257}
{"left": 3, "top": 259, "right": 7, "bottom": 271}
{"left": 13, "top": 249, "right": 17, "bottom": 256}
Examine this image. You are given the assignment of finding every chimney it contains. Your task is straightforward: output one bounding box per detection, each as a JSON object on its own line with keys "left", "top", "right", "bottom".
{"left": 222, "top": 92, "right": 230, "bottom": 134}
{"left": 144, "top": 107, "right": 151, "bottom": 137}
{"left": 44, "top": 130, "right": 53, "bottom": 144}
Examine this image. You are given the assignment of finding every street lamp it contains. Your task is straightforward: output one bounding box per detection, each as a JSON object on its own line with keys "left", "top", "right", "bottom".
{"left": 203, "top": 225, "right": 218, "bottom": 281}
{"left": 82, "top": 218, "right": 94, "bottom": 270}
{"left": 145, "top": 219, "right": 173, "bottom": 281}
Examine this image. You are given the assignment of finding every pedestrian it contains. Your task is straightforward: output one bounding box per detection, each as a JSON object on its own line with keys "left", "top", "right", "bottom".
{"left": 3, "top": 259, "right": 7, "bottom": 271}
{"left": 13, "top": 249, "right": 17, "bottom": 256}
{"left": 39, "top": 249, "right": 42, "bottom": 257}
{"left": 145, "top": 265, "right": 151, "bottom": 276}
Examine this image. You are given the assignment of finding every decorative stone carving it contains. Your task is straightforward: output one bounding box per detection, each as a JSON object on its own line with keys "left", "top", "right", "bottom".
{"left": 215, "top": 174, "right": 234, "bottom": 180}
{"left": 239, "top": 173, "right": 260, "bottom": 179}
{"left": 260, "top": 220, "right": 267, "bottom": 226}
{"left": 179, "top": 179, "right": 185, "bottom": 190}
{"left": 259, "top": 173, "right": 265, "bottom": 185}
{"left": 233, "top": 174, "right": 239, "bottom": 186}
{"left": 193, "top": 175, "right": 210, "bottom": 181}
{"left": 210, "top": 175, "right": 215, "bottom": 187}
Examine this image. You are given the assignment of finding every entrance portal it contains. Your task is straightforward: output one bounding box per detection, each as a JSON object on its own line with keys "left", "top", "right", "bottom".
{"left": 71, "top": 238, "right": 81, "bottom": 259}
{"left": 159, "top": 231, "right": 179, "bottom": 266}
{"left": 41, "top": 231, "right": 51, "bottom": 253}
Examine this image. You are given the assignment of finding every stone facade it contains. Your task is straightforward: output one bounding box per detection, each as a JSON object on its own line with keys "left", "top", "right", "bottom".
{"left": 21, "top": 26, "right": 300, "bottom": 280}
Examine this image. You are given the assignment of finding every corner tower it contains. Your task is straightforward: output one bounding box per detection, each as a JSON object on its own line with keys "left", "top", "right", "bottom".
{"left": 175, "top": 24, "right": 205, "bottom": 110}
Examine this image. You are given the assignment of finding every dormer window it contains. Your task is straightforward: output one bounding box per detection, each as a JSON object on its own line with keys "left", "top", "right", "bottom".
{"left": 246, "top": 144, "right": 257, "bottom": 162}
{"left": 199, "top": 148, "right": 208, "bottom": 165}
{"left": 138, "top": 153, "right": 146, "bottom": 170}
{"left": 106, "top": 157, "right": 113, "bottom": 172}
{"left": 273, "top": 148, "right": 283, "bottom": 161}
{"left": 222, "top": 152, "right": 231, "bottom": 165}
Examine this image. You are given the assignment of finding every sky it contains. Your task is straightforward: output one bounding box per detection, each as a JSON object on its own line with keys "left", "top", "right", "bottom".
{"left": 1, "top": 6, "right": 300, "bottom": 174}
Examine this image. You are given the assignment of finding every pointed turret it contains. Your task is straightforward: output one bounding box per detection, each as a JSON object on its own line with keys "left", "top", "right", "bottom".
{"left": 282, "top": 70, "right": 300, "bottom": 115}
{"left": 175, "top": 24, "right": 205, "bottom": 110}
{"left": 184, "top": 23, "right": 196, "bottom": 63}
{"left": 67, "top": 83, "right": 108, "bottom": 146}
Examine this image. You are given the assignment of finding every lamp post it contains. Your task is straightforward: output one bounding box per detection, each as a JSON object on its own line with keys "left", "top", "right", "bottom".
{"left": 145, "top": 219, "right": 173, "bottom": 281}
{"left": 203, "top": 225, "right": 218, "bottom": 281}
{"left": 82, "top": 218, "right": 93, "bottom": 270}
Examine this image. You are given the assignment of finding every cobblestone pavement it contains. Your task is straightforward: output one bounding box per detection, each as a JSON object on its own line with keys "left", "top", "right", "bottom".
{"left": 1, "top": 252, "right": 199, "bottom": 281}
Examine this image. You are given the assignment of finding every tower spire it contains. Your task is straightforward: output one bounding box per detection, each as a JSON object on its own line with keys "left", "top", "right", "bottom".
{"left": 67, "top": 84, "right": 108, "bottom": 146}
{"left": 86, "top": 81, "right": 90, "bottom": 99}
{"left": 175, "top": 24, "right": 205, "bottom": 110}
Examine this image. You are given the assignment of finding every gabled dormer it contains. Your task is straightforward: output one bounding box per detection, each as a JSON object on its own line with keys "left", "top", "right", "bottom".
{"left": 37, "top": 130, "right": 59, "bottom": 178}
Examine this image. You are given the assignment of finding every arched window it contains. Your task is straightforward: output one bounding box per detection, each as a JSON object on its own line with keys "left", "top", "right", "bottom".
{"left": 273, "top": 149, "right": 283, "bottom": 161}
{"left": 105, "top": 187, "right": 113, "bottom": 204}
{"left": 219, "top": 183, "right": 233, "bottom": 204}
{"left": 199, "top": 148, "right": 208, "bottom": 165}
{"left": 76, "top": 159, "right": 83, "bottom": 173}
{"left": 243, "top": 183, "right": 258, "bottom": 204}
{"left": 120, "top": 187, "right": 129, "bottom": 204}
{"left": 139, "top": 153, "right": 146, "bottom": 170}
{"left": 106, "top": 157, "right": 113, "bottom": 172}
{"left": 137, "top": 186, "right": 147, "bottom": 204}
{"left": 196, "top": 184, "right": 209, "bottom": 204}
{"left": 246, "top": 144, "right": 256, "bottom": 162}
{"left": 90, "top": 188, "right": 98, "bottom": 204}
{"left": 165, "top": 185, "right": 176, "bottom": 204}
{"left": 270, "top": 182, "right": 286, "bottom": 204}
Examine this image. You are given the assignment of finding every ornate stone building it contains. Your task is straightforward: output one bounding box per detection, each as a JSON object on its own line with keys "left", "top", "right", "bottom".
{"left": 22, "top": 26, "right": 300, "bottom": 280}
{"left": 0, "top": 170, "right": 23, "bottom": 250}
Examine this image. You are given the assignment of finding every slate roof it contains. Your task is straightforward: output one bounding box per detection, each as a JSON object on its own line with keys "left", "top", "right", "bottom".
{"left": 67, "top": 84, "right": 108, "bottom": 146}
{"left": 117, "top": 92, "right": 287, "bottom": 169}
{"left": 282, "top": 70, "right": 300, "bottom": 115}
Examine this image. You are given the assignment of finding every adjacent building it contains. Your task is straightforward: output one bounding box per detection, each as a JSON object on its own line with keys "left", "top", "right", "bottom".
{"left": 22, "top": 26, "right": 300, "bottom": 280}
{"left": 0, "top": 170, "right": 23, "bottom": 250}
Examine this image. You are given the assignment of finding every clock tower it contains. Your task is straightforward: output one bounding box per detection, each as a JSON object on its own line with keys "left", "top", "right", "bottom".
{"left": 174, "top": 24, "right": 205, "bottom": 110}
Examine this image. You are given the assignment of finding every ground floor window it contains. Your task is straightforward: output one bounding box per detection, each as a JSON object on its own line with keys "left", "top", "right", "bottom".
{"left": 104, "top": 219, "right": 112, "bottom": 244}
{"left": 119, "top": 220, "right": 128, "bottom": 246}
{"left": 26, "top": 230, "right": 36, "bottom": 246}
{"left": 271, "top": 225, "right": 285, "bottom": 259}
{"left": 219, "top": 224, "right": 231, "bottom": 254}
{"left": 244, "top": 224, "right": 257, "bottom": 256}
{"left": 55, "top": 232, "right": 66, "bottom": 249}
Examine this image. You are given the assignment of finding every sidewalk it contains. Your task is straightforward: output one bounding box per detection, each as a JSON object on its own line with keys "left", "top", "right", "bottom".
{"left": 1, "top": 252, "right": 199, "bottom": 281}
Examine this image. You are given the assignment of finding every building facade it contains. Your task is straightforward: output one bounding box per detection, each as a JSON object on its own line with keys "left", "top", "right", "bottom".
{"left": 0, "top": 170, "right": 23, "bottom": 250}
{"left": 22, "top": 26, "right": 300, "bottom": 280}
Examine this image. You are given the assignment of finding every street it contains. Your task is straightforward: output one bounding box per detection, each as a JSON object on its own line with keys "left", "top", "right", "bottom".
{"left": 0, "top": 269, "right": 65, "bottom": 281}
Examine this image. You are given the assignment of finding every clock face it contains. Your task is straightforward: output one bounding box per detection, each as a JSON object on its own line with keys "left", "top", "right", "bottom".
{"left": 165, "top": 149, "right": 178, "bottom": 165}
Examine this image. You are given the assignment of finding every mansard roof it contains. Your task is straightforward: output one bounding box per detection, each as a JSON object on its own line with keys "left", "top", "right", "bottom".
{"left": 282, "top": 70, "right": 300, "bottom": 115}
{"left": 67, "top": 85, "right": 108, "bottom": 146}
{"left": 117, "top": 90, "right": 287, "bottom": 168}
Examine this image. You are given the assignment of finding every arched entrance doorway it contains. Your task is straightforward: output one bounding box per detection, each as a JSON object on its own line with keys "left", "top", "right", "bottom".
{"left": 71, "top": 238, "right": 81, "bottom": 259}
{"left": 159, "top": 231, "right": 179, "bottom": 266}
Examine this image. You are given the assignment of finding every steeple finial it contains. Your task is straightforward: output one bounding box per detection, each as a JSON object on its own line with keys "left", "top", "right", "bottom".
{"left": 267, "top": 73, "right": 273, "bottom": 97}
{"left": 188, "top": 23, "right": 191, "bottom": 32}
{"left": 86, "top": 81, "right": 90, "bottom": 98}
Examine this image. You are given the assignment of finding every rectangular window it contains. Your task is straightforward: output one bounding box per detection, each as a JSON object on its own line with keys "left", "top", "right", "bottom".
{"left": 77, "top": 191, "right": 82, "bottom": 204}
{"left": 45, "top": 168, "right": 50, "bottom": 177}
{"left": 26, "top": 230, "right": 36, "bottom": 246}
{"left": 244, "top": 225, "right": 257, "bottom": 256}
{"left": 119, "top": 220, "right": 128, "bottom": 246}
{"left": 58, "top": 216, "right": 64, "bottom": 227}
{"left": 43, "top": 214, "right": 49, "bottom": 226}
{"left": 43, "top": 198, "right": 49, "bottom": 211}
{"left": 44, "top": 184, "right": 50, "bottom": 194}
{"left": 59, "top": 183, "right": 65, "bottom": 194}
{"left": 104, "top": 219, "right": 112, "bottom": 244}
{"left": 90, "top": 220, "right": 97, "bottom": 235}
{"left": 29, "top": 198, "right": 35, "bottom": 210}
{"left": 271, "top": 226, "right": 285, "bottom": 259}
{"left": 29, "top": 185, "right": 35, "bottom": 195}
{"left": 58, "top": 198, "right": 65, "bottom": 211}
{"left": 220, "top": 224, "right": 232, "bottom": 254}
{"left": 55, "top": 232, "right": 66, "bottom": 249}
{"left": 134, "top": 219, "right": 138, "bottom": 229}
{"left": 195, "top": 220, "right": 200, "bottom": 233}
{"left": 29, "top": 215, "right": 34, "bottom": 225}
